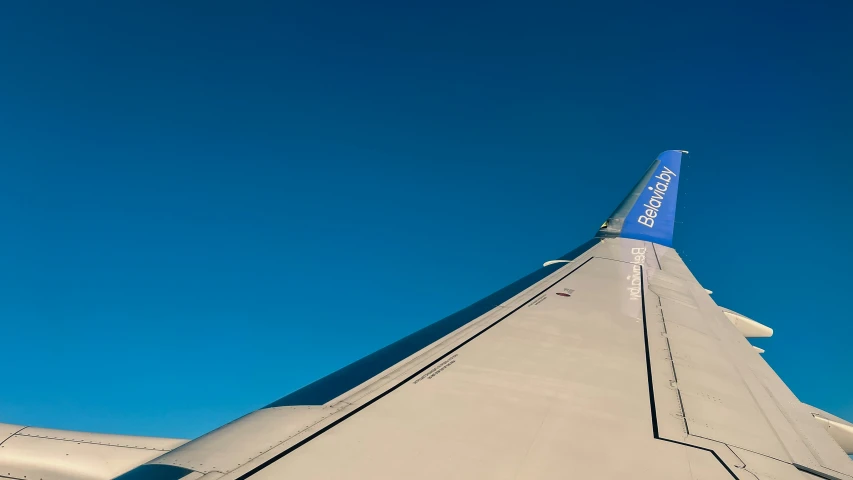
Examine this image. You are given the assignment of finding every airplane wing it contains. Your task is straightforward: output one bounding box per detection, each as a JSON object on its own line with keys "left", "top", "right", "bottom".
{"left": 3, "top": 151, "right": 851, "bottom": 480}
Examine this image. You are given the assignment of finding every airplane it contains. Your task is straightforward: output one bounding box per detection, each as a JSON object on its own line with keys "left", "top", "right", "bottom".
{"left": 1, "top": 150, "right": 851, "bottom": 480}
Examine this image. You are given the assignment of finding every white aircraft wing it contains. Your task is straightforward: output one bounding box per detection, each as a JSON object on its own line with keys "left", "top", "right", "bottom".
{"left": 3, "top": 151, "right": 851, "bottom": 480}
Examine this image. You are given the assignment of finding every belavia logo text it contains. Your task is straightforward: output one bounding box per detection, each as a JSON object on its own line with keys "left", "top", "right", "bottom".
{"left": 627, "top": 247, "right": 645, "bottom": 300}
{"left": 637, "top": 165, "right": 677, "bottom": 228}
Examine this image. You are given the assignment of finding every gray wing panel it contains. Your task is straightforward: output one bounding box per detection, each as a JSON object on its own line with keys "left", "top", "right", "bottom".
{"left": 0, "top": 423, "right": 187, "bottom": 480}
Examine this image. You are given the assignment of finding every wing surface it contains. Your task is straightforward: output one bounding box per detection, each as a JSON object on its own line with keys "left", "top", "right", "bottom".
{"left": 5, "top": 151, "right": 851, "bottom": 480}
{"left": 109, "top": 151, "right": 851, "bottom": 480}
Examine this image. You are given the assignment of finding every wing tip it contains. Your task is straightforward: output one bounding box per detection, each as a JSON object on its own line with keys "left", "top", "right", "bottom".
{"left": 597, "top": 150, "right": 684, "bottom": 246}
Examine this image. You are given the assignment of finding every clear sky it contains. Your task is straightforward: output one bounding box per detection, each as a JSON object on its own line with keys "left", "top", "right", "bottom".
{"left": 0, "top": 1, "right": 851, "bottom": 439}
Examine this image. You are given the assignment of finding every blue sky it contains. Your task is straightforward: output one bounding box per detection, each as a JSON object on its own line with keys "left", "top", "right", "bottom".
{"left": 0, "top": 1, "right": 851, "bottom": 439}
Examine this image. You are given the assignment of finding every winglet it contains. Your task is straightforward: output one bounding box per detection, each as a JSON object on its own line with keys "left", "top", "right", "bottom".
{"left": 596, "top": 150, "right": 685, "bottom": 246}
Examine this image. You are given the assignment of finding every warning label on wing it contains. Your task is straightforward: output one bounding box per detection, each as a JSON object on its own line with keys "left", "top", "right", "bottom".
{"left": 528, "top": 295, "right": 548, "bottom": 307}
{"left": 413, "top": 354, "right": 458, "bottom": 384}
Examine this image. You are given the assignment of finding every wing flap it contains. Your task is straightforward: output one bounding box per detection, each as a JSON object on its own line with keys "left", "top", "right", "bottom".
{"left": 649, "top": 244, "right": 853, "bottom": 480}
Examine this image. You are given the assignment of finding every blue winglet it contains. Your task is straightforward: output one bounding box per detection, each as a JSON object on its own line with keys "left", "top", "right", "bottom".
{"left": 596, "top": 150, "right": 685, "bottom": 247}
